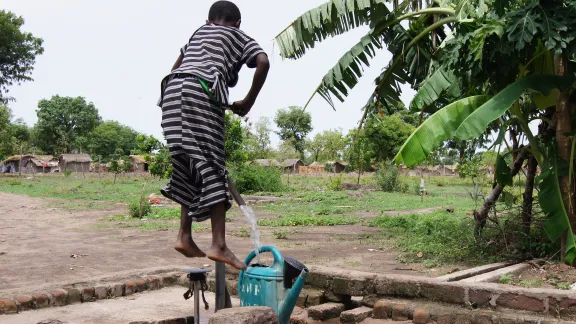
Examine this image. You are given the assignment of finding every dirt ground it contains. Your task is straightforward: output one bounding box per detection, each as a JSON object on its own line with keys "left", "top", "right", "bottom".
{"left": 0, "top": 192, "right": 457, "bottom": 294}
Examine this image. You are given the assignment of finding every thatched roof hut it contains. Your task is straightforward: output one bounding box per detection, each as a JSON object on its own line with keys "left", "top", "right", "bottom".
{"left": 59, "top": 154, "right": 92, "bottom": 173}
{"left": 282, "top": 159, "right": 305, "bottom": 174}
{"left": 250, "top": 159, "right": 281, "bottom": 167}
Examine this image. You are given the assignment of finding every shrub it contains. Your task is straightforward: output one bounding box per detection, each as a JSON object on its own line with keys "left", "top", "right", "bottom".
{"left": 64, "top": 169, "right": 72, "bottom": 178}
{"left": 7, "top": 179, "right": 22, "bottom": 186}
{"left": 326, "top": 176, "right": 343, "bottom": 191}
{"left": 374, "top": 161, "right": 407, "bottom": 193}
{"left": 228, "top": 165, "right": 284, "bottom": 193}
{"left": 129, "top": 198, "right": 152, "bottom": 218}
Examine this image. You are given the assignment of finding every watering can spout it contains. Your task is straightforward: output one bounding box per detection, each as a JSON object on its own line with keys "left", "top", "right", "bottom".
{"left": 279, "top": 269, "right": 308, "bottom": 324}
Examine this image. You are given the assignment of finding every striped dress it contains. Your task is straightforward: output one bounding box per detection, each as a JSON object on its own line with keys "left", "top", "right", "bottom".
{"left": 159, "top": 24, "right": 265, "bottom": 221}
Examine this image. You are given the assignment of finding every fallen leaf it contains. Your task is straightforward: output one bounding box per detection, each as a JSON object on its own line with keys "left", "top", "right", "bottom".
{"left": 417, "top": 252, "right": 424, "bottom": 258}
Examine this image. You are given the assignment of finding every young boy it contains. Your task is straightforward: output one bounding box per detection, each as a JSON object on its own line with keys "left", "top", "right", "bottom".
{"left": 158, "top": 1, "right": 269, "bottom": 270}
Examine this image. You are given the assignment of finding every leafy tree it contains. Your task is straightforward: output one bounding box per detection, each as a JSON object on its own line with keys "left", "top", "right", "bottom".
{"left": 133, "top": 134, "right": 161, "bottom": 155}
{"left": 272, "top": 139, "right": 300, "bottom": 162}
{"left": 244, "top": 116, "right": 273, "bottom": 160}
{"left": 274, "top": 106, "right": 312, "bottom": 159}
{"left": 87, "top": 121, "right": 139, "bottom": 161}
{"left": 0, "top": 11, "right": 44, "bottom": 103}
{"left": 35, "top": 96, "right": 101, "bottom": 154}
{"left": 364, "top": 115, "right": 414, "bottom": 163}
{"left": 306, "top": 129, "right": 345, "bottom": 162}
{"left": 344, "top": 129, "right": 372, "bottom": 184}
{"left": 0, "top": 106, "right": 30, "bottom": 160}
{"left": 147, "top": 145, "right": 172, "bottom": 179}
{"left": 224, "top": 112, "right": 247, "bottom": 165}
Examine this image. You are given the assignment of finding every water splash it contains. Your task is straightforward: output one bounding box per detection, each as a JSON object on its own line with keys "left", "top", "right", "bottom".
{"left": 239, "top": 205, "right": 262, "bottom": 264}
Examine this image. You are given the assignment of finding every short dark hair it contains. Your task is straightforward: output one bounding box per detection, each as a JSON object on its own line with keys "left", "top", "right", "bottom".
{"left": 208, "top": 1, "right": 241, "bottom": 22}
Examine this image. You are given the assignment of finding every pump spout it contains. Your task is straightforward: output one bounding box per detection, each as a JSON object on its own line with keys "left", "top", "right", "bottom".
{"left": 278, "top": 269, "right": 308, "bottom": 324}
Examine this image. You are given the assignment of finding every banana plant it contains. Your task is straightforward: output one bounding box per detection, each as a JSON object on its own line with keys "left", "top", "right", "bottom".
{"left": 394, "top": 74, "right": 576, "bottom": 263}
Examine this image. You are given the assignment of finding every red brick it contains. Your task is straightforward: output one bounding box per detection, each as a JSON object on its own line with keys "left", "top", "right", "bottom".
{"left": 496, "top": 293, "right": 544, "bottom": 312}
{"left": 297, "top": 289, "right": 324, "bottom": 307}
{"left": 419, "top": 282, "right": 466, "bottom": 304}
{"left": 125, "top": 281, "right": 136, "bottom": 296}
{"left": 32, "top": 293, "right": 51, "bottom": 308}
{"left": 413, "top": 307, "right": 431, "bottom": 324}
{"left": 15, "top": 295, "right": 33, "bottom": 311}
{"left": 340, "top": 306, "right": 372, "bottom": 324}
{"left": 549, "top": 297, "right": 576, "bottom": 318}
{"left": 51, "top": 289, "right": 68, "bottom": 306}
{"left": 81, "top": 287, "right": 95, "bottom": 302}
{"left": 392, "top": 303, "right": 408, "bottom": 321}
{"left": 469, "top": 289, "right": 492, "bottom": 307}
{"left": 307, "top": 302, "right": 345, "bottom": 320}
{"left": 64, "top": 288, "right": 81, "bottom": 304}
{"left": 146, "top": 276, "right": 162, "bottom": 290}
{"left": 134, "top": 279, "right": 147, "bottom": 292}
{"left": 111, "top": 283, "right": 125, "bottom": 297}
{"left": 0, "top": 298, "right": 18, "bottom": 314}
{"left": 94, "top": 286, "right": 108, "bottom": 299}
{"left": 373, "top": 300, "right": 392, "bottom": 319}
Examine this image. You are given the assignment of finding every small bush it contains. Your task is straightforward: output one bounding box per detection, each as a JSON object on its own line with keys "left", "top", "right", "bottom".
{"left": 7, "top": 179, "right": 22, "bottom": 186}
{"left": 435, "top": 178, "right": 447, "bottom": 187}
{"left": 374, "top": 161, "right": 407, "bottom": 193}
{"left": 129, "top": 198, "right": 152, "bottom": 218}
{"left": 326, "top": 176, "right": 343, "bottom": 191}
{"left": 273, "top": 229, "right": 292, "bottom": 239}
{"left": 64, "top": 169, "right": 72, "bottom": 178}
{"left": 228, "top": 165, "right": 284, "bottom": 193}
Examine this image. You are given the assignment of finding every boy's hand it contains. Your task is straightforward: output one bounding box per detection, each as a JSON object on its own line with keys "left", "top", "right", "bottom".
{"left": 231, "top": 100, "right": 252, "bottom": 117}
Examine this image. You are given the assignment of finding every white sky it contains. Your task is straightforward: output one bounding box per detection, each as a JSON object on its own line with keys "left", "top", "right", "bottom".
{"left": 4, "top": 0, "right": 415, "bottom": 147}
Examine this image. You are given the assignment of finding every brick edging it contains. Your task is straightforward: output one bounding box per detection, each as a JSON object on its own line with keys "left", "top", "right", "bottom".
{"left": 305, "top": 265, "right": 576, "bottom": 320}
{"left": 0, "top": 272, "right": 183, "bottom": 315}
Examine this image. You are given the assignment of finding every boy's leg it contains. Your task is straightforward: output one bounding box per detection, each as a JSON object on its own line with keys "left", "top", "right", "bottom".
{"left": 206, "top": 202, "right": 247, "bottom": 270}
{"left": 175, "top": 205, "right": 206, "bottom": 258}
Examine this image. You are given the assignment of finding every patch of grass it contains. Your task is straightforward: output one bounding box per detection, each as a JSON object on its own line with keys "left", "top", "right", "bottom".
{"left": 234, "top": 228, "right": 251, "bottom": 237}
{"left": 556, "top": 282, "right": 571, "bottom": 290}
{"left": 519, "top": 279, "right": 542, "bottom": 288}
{"left": 259, "top": 213, "right": 361, "bottom": 227}
{"left": 343, "top": 260, "right": 361, "bottom": 267}
{"left": 368, "top": 211, "right": 505, "bottom": 264}
{"left": 7, "top": 179, "right": 22, "bottom": 186}
{"left": 499, "top": 274, "right": 514, "bottom": 285}
{"left": 129, "top": 198, "right": 152, "bottom": 218}
{"left": 273, "top": 229, "right": 294, "bottom": 239}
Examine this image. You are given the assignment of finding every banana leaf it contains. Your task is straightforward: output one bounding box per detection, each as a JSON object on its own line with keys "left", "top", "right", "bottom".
{"left": 409, "top": 67, "right": 457, "bottom": 112}
{"left": 275, "top": 0, "right": 388, "bottom": 59}
{"left": 455, "top": 75, "right": 574, "bottom": 140}
{"left": 495, "top": 154, "right": 512, "bottom": 187}
{"left": 538, "top": 148, "right": 576, "bottom": 264}
{"left": 394, "top": 95, "right": 489, "bottom": 167}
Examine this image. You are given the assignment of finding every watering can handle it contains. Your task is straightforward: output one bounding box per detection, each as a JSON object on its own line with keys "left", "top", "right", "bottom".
{"left": 243, "top": 245, "right": 284, "bottom": 267}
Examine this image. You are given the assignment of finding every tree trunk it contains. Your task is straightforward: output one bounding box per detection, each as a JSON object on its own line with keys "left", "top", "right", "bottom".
{"left": 522, "top": 155, "right": 538, "bottom": 236}
{"left": 554, "top": 54, "right": 576, "bottom": 260}
{"left": 510, "top": 128, "right": 519, "bottom": 162}
{"left": 474, "top": 149, "right": 529, "bottom": 236}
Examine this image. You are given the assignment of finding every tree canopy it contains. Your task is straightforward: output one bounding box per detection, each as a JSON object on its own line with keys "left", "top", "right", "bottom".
{"left": 274, "top": 106, "right": 313, "bottom": 158}
{"left": 34, "top": 95, "right": 101, "bottom": 155}
{"left": 0, "top": 11, "right": 44, "bottom": 103}
{"left": 88, "top": 121, "right": 139, "bottom": 161}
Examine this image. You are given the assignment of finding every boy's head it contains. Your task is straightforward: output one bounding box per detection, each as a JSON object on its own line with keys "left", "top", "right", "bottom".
{"left": 207, "top": 1, "right": 241, "bottom": 28}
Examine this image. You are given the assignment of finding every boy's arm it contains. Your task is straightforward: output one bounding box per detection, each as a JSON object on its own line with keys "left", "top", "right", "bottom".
{"left": 232, "top": 53, "right": 269, "bottom": 116}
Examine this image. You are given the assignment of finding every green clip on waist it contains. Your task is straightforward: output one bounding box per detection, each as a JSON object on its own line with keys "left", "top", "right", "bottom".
{"left": 196, "top": 77, "right": 220, "bottom": 106}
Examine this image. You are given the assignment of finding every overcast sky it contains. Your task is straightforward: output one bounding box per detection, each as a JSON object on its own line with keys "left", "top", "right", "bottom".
{"left": 4, "top": 0, "right": 415, "bottom": 147}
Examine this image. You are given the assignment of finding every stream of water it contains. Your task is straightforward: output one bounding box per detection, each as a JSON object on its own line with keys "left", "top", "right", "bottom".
{"left": 239, "top": 205, "right": 262, "bottom": 265}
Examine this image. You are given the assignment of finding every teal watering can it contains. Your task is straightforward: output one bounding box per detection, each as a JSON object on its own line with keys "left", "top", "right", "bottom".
{"left": 238, "top": 246, "right": 308, "bottom": 324}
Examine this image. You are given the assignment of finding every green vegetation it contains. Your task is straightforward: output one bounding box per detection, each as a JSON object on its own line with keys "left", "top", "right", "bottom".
{"left": 128, "top": 198, "right": 151, "bottom": 219}
{"left": 228, "top": 165, "right": 284, "bottom": 193}
{"left": 259, "top": 213, "right": 361, "bottom": 227}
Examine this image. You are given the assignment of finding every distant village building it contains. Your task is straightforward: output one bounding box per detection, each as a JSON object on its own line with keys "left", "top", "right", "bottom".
{"left": 249, "top": 159, "right": 281, "bottom": 167}
{"left": 23, "top": 155, "right": 59, "bottom": 174}
{"left": 307, "top": 161, "right": 325, "bottom": 174}
{"left": 129, "top": 155, "right": 149, "bottom": 172}
{"left": 59, "top": 154, "right": 92, "bottom": 173}
{"left": 282, "top": 159, "right": 305, "bottom": 174}
{"left": 333, "top": 162, "right": 348, "bottom": 174}
{"left": 2, "top": 155, "right": 33, "bottom": 174}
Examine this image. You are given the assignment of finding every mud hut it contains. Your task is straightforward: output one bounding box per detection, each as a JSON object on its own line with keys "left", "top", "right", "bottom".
{"left": 307, "top": 161, "right": 325, "bottom": 174}
{"left": 333, "top": 162, "right": 348, "bottom": 173}
{"left": 2, "top": 155, "right": 35, "bottom": 174}
{"left": 23, "top": 155, "right": 59, "bottom": 174}
{"left": 59, "top": 154, "right": 92, "bottom": 173}
{"left": 249, "top": 159, "right": 281, "bottom": 167}
{"left": 282, "top": 159, "right": 305, "bottom": 174}
{"left": 129, "top": 155, "right": 148, "bottom": 172}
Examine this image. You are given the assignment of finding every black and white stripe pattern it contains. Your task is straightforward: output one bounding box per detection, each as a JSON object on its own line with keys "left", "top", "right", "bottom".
{"left": 170, "top": 24, "right": 265, "bottom": 105}
{"left": 161, "top": 76, "right": 231, "bottom": 220}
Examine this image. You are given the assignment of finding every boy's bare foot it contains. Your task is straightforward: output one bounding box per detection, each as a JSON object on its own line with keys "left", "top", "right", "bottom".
{"left": 207, "top": 245, "right": 247, "bottom": 270}
{"left": 175, "top": 235, "right": 206, "bottom": 258}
